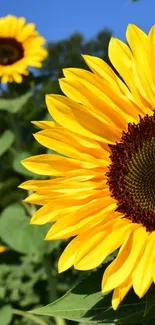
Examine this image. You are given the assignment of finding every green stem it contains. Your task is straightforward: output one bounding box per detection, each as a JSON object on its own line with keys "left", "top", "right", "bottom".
{"left": 7, "top": 83, "right": 22, "bottom": 151}
{"left": 43, "top": 255, "right": 57, "bottom": 303}
{"left": 29, "top": 201, "right": 37, "bottom": 216}
{"left": 43, "top": 256, "right": 66, "bottom": 325}
{"left": 22, "top": 201, "right": 33, "bottom": 216}
{"left": 13, "top": 309, "right": 48, "bottom": 325}
{"left": 8, "top": 112, "right": 22, "bottom": 151}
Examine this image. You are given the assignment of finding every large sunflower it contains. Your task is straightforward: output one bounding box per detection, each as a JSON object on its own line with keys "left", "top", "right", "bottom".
{"left": 20, "top": 24, "right": 155, "bottom": 310}
{"left": 0, "top": 15, "right": 47, "bottom": 83}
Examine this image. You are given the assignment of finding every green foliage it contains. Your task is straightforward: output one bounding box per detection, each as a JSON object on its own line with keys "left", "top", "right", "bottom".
{"left": 0, "top": 305, "right": 13, "bottom": 325}
{"left": 31, "top": 267, "right": 155, "bottom": 324}
{"left": 0, "top": 130, "right": 15, "bottom": 156}
{"left": 144, "top": 285, "right": 155, "bottom": 317}
{"left": 0, "top": 92, "right": 32, "bottom": 113}
{"left": 0, "top": 204, "right": 60, "bottom": 256}
{"left": 0, "top": 256, "right": 45, "bottom": 307}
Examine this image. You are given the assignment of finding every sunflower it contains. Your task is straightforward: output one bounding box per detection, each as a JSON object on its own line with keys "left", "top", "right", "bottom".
{"left": 0, "top": 246, "right": 6, "bottom": 253}
{"left": 20, "top": 24, "right": 155, "bottom": 310}
{"left": 0, "top": 15, "right": 47, "bottom": 83}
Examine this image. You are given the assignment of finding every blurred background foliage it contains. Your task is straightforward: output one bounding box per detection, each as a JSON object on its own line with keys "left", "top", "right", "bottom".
{"left": 0, "top": 27, "right": 113, "bottom": 325}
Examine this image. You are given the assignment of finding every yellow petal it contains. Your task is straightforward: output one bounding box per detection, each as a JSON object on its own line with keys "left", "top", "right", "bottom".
{"left": 82, "top": 55, "right": 121, "bottom": 89}
{"left": 34, "top": 128, "right": 109, "bottom": 166}
{"left": 45, "top": 198, "right": 116, "bottom": 239}
{"left": 21, "top": 154, "right": 97, "bottom": 176}
{"left": 6, "top": 15, "right": 18, "bottom": 37}
{"left": 108, "top": 37, "right": 152, "bottom": 114}
{"left": 126, "top": 24, "right": 155, "bottom": 106}
{"left": 59, "top": 77, "right": 128, "bottom": 131}
{"left": 148, "top": 26, "right": 155, "bottom": 86}
{"left": 63, "top": 65, "right": 138, "bottom": 125}
{"left": 46, "top": 94, "right": 120, "bottom": 145}
{"left": 102, "top": 226, "right": 148, "bottom": 292}
{"left": 33, "top": 120, "right": 110, "bottom": 160}
{"left": 32, "top": 121, "right": 58, "bottom": 129}
{"left": 132, "top": 232, "right": 155, "bottom": 298}
{"left": 58, "top": 232, "right": 87, "bottom": 273}
{"left": 17, "top": 23, "right": 36, "bottom": 42}
{"left": 112, "top": 276, "right": 132, "bottom": 310}
{"left": 19, "top": 169, "right": 103, "bottom": 190}
{"left": 31, "top": 203, "right": 78, "bottom": 224}
{"left": 1, "top": 74, "right": 9, "bottom": 83}
{"left": 74, "top": 218, "right": 131, "bottom": 270}
{"left": 58, "top": 215, "right": 123, "bottom": 273}
{"left": 12, "top": 72, "right": 22, "bottom": 83}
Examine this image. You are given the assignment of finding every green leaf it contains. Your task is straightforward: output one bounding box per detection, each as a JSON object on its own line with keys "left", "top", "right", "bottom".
{"left": 144, "top": 285, "right": 155, "bottom": 316}
{"left": 78, "top": 323, "right": 114, "bottom": 325}
{"left": 0, "top": 203, "right": 52, "bottom": 255}
{"left": 30, "top": 268, "right": 155, "bottom": 324}
{"left": 0, "top": 92, "right": 32, "bottom": 113}
{"left": 12, "top": 151, "right": 36, "bottom": 177}
{"left": 0, "top": 305, "right": 12, "bottom": 325}
{"left": 0, "top": 130, "right": 15, "bottom": 156}
{"left": 126, "top": 321, "right": 155, "bottom": 325}
{"left": 0, "top": 178, "right": 21, "bottom": 209}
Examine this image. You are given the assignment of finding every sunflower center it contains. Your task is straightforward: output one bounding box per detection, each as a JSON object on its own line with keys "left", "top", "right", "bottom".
{"left": 107, "top": 113, "right": 155, "bottom": 231}
{"left": 0, "top": 37, "right": 24, "bottom": 65}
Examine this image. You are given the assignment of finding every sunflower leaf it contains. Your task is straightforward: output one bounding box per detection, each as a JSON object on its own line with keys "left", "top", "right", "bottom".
{"left": 0, "top": 203, "right": 54, "bottom": 255}
{"left": 12, "top": 151, "right": 36, "bottom": 177}
{"left": 0, "top": 92, "right": 32, "bottom": 113}
{"left": 0, "top": 130, "right": 15, "bottom": 156}
{"left": 0, "top": 305, "right": 13, "bottom": 325}
{"left": 143, "top": 285, "right": 155, "bottom": 317}
{"left": 30, "top": 267, "right": 155, "bottom": 324}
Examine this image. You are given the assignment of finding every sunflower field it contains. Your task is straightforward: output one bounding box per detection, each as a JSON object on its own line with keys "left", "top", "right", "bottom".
{"left": 1, "top": 7, "right": 155, "bottom": 325}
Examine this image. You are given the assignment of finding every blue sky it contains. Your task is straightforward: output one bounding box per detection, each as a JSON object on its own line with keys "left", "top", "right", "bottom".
{"left": 1, "top": 0, "right": 155, "bottom": 42}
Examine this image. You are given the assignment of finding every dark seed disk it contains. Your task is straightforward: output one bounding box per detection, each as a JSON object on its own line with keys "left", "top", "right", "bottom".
{"left": 107, "top": 113, "right": 155, "bottom": 231}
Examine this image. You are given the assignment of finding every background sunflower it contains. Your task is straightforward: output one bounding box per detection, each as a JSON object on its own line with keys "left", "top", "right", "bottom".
{"left": 0, "top": 15, "right": 47, "bottom": 83}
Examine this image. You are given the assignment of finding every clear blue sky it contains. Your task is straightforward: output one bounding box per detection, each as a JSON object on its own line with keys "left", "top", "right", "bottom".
{"left": 1, "top": 0, "right": 155, "bottom": 42}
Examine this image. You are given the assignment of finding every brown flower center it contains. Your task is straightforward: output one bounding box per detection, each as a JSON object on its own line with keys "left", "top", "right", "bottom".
{"left": 107, "top": 113, "right": 155, "bottom": 231}
{"left": 0, "top": 37, "right": 24, "bottom": 65}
